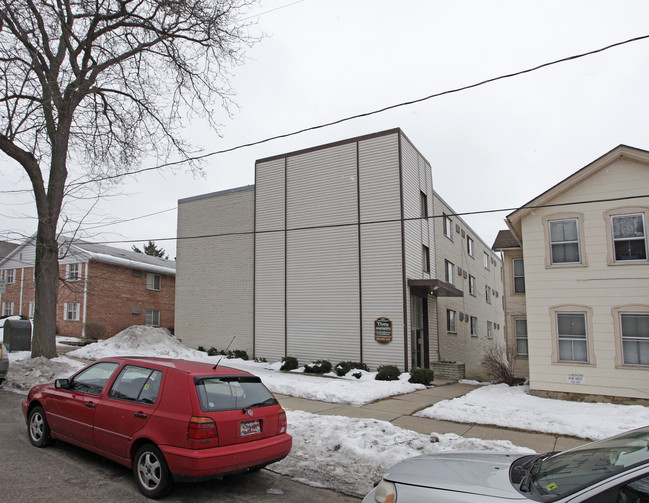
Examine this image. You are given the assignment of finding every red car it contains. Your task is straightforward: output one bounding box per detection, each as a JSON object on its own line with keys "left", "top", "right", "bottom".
{"left": 22, "top": 357, "right": 292, "bottom": 498}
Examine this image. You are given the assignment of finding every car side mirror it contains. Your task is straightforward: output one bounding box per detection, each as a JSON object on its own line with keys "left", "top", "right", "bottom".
{"left": 55, "top": 379, "right": 70, "bottom": 389}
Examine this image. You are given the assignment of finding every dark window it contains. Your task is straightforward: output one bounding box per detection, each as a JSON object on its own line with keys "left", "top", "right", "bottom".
{"left": 108, "top": 365, "right": 163, "bottom": 404}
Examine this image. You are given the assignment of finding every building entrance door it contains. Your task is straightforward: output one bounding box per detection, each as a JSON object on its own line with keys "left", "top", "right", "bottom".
{"left": 410, "top": 294, "right": 429, "bottom": 368}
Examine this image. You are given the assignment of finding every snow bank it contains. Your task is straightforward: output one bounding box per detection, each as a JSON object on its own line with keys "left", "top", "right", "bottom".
{"left": 416, "top": 383, "right": 649, "bottom": 440}
{"left": 3, "top": 356, "right": 85, "bottom": 393}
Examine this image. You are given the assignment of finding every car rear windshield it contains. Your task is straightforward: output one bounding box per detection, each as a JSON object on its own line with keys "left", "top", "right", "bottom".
{"left": 194, "top": 376, "right": 278, "bottom": 412}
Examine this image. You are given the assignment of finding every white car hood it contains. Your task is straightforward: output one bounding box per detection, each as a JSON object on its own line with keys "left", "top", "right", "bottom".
{"left": 383, "top": 451, "right": 527, "bottom": 499}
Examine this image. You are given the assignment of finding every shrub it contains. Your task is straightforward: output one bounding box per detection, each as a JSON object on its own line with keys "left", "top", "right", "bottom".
{"left": 233, "top": 349, "right": 249, "bottom": 360}
{"left": 335, "top": 361, "right": 369, "bottom": 377}
{"left": 481, "top": 345, "right": 525, "bottom": 386}
{"left": 197, "top": 346, "right": 206, "bottom": 352}
{"left": 304, "top": 360, "right": 332, "bottom": 374}
{"left": 280, "top": 356, "right": 299, "bottom": 371}
{"left": 207, "top": 347, "right": 219, "bottom": 356}
{"left": 409, "top": 367, "right": 435, "bottom": 385}
{"left": 375, "top": 365, "right": 401, "bottom": 381}
{"left": 84, "top": 321, "right": 106, "bottom": 340}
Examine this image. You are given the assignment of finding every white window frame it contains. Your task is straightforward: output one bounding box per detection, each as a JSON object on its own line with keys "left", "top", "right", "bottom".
{"left": 146, "top": 273, "right": 161, "bottom": 291}
{"left": 549, "top": 218, "right": 581, "bottom": 265}
{"left": 619, "top": 312, "right": 649, "bottom": 366}
{"left": 447, "top": 309, "right": 457, "bottom": 333}
{"left": 467, "top": 236, "right": 474, "bottom": 257}
{"left": 513, "top": 258, "right": 525, "bottom": 294}
{"left": 146, "top": 309, "right": 160, "bottom": 327}
{"left": 487, "top": 321, "right": 493, "bottom": 339}
{"left": 420, "top": 191, "right": 428, "bottom": 218}
{"left": 443, "top": 214, "right": 453, "bottom": 240}
{"left": 556, "top": 312, "right": 588, "bottom": 363}
{"left": 29, "top": 301, "right": 36, "bottom": 319}
{"left": 64, "top": 302, "right": 80, "bottom": 321}
{"left": 611, "top": 213, "right": 647, "bottom": 262}
{"left": 470, "top": 316, "right": 478, "bottom": 336}
{"left": 485, "top": 285, "right": 492, "bottom": 304}
{"left": 483, "top": 252, "right": 489, "bottom": 270}
{"left": 5, "top": 268, "right": 15, "bottom": 284}
{"left": 2, "top": 301, "right": 14, "bottom": 316}
{"left": 515, "top": 318, "right": 528, "bottom": 357}
{"left": 66, "top": 263, "right": 81, "bottom": 281}
{"left": 469, "top": 275, "right": 476, "bottom": 296}
{"left": 444, "top": 260, "right": 454, "bottom": 285}
{"left": 422, "top": 245, "right": 430, "bottom": 273}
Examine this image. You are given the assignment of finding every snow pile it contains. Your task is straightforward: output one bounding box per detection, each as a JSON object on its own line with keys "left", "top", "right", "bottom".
{"left": 272, "top": 410, "right": 534, "bottom": 496}
{"left": 4, "top": 356, "right": 85, "bottom": 392}
{"left": 416, "top": 383, "right": 649, "bottom": 440}
{"left": 67, "top": 326, "right": 204, "bottom": 360}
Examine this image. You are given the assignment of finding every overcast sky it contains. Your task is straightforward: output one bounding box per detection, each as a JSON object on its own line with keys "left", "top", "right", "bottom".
{"left": 3, "top": 0, "right": 649, "bottom": 259}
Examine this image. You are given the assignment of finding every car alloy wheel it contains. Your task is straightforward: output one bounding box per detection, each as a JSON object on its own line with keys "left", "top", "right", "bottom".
{"left": 28, "top": 406, "right": 51, "bottom": 447}
{"left": 134, "top": 444, "right": 172, "bottom": 499}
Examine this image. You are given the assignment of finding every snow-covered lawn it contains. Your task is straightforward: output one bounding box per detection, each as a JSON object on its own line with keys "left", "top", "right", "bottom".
{"left": 3, "top": 326, "right": 649, "bottom": 496}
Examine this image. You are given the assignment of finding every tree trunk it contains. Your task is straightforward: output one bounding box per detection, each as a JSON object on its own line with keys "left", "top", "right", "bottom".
{"left": 31, "top": 220, "right": 59, "bottom": 359}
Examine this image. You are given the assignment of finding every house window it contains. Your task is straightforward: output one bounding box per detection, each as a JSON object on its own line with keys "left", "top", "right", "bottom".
{"left": 557, "top": 312, "right": 588, "bottom": 362}
{"left": 620, "top": 313, "right": 649, "bottom": 366}
{"left": 420, "top": 191, "right": 428, "bottom": 218}
{"left": 467, "top": 237, "right": 474, "bottom": 257}
{"left": 513, "top": 258, "right": 525, "bottom": 294}
{"left": 469, "top": 275, "right": 476, "bottom": 296}
{"left": 447, "top": 309, "right": 457, "bottom": 333}
{"left": 146, "top": 273, "right": 161, "bottom": 291}
{"left": 612, "top": 214, "right": 647, "bottom": 262}
{"left": 470, "top": 316, "right": 478, "bottom": 336}
{"left": 485, "top": 286, "right": 491, "bottom": 304}
{"left": 444, "top": 260, "right": 454, "bottom": 285}
{"left": 29, "top": 301, "right": 36, "bottom": 319}
{"left": 5, "top": 269, "right": 15, "bottom": 284}
{"left": 515, "top": 319, "right": 528, "bottom": 356}
{"left": 483, "top": 252, "right": 489, "bottom": 269}
{"left": 64, "top": 303, "right": 80, "bottom": 321}
{"left": 146, "top": 309, "right": 160, "bottom": 327}
{"left": 487, "top": 321, "right": 493, "bottom": 339}
{"left": 443, "top": 214, "right": 453, "bottom": 239}
{"left": 66, "top": 263, "right": 81, "bottom": 281}
{"left": 422, "top": 245, "right": 430, "bottom": 273}
{"left": 2, "top": 301, "right": 14, "bottom": 316}
{"left": 549, "top": 218, "right": 581, "bottom": 264}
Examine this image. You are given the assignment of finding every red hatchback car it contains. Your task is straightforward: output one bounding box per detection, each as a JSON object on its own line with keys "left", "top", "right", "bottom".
{"left": 22, "top": 357, "right": 292, "bottom": 498}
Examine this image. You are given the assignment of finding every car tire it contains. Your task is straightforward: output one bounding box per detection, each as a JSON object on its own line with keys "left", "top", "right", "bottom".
{"left": 28, "top": 406, "right": 52, "bottom": 447}
{"left": 133, "top": 444, "right": 173, "bottom": 499}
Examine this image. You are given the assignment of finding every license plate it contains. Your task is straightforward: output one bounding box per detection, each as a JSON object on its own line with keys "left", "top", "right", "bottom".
{"left": 241, "top": 420, "right": 261, "bottom": 436}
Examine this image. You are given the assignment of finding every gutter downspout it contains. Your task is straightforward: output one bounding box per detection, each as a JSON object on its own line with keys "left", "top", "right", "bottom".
{"left": 82, "top": 262, "right": 89, "bottom": 338}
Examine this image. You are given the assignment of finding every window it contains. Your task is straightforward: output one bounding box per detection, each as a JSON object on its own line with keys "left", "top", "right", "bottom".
{"left": 447, "top": 310, "right": 457, "bottom": 333}
{"left": 66, "top": 263, "right": 81, "bottom": 281}
{"left": 470, "top": 316, "right": 478, "bottom": 336}
{"left": 549, "top": 218, "right": 581, "bottom": 264}
{"left": 620, "top": 313, "right": 649, "bottom": 366}
{"left": 483, "top": 252, "right": 489, "bottom": 269}
{"left": 70, "top": 362, "right": 119, "bottom": 396}
{"left": 612, "top": 214, "right": 647, "bottom": 262}
{"left": 422, "top": 245, "right": 430, "bottom": 273}
{"left": 108, "top": 365, "right": 163, "bottom": 403}
{"left": 487, "top": 321, "right": 493, "bottom": 339}
{"left": 515, "top": 319, "right": 528, "bottom": 356}
{"left": 467, "top": 236, "right": 474, "bottom": 257}
{"left": 2, "top": 301, "right": 14, "bottom": 316}
{"left": 469, "top": 275, "right": 476, "bottom": 296}
{"left": 146, "top": 273, "right": 161, "bottom": 291}
{"left": 64, "top": 303, "right": 80, "bottom": 321}
{"left": 420, "top": 191, "right": 428, "bottom": 217}
{"left": 485, "top": 286, "right": 492, "bottom": 304}
{"left": 444, "top": 260, "right": 454, "bottom": 285}
{"left": 443, "top": 214, "right": 452, "bottom": 239}
{"left": 5, "top": 269, "right": 15, "bottom": 284}
{"left": 557, "top": 312, "right": 588, "bottom": 362}
{"left": 29, "top": 301, "right": 36, "bottom": 319}
{"left": 146, "top": 309, "right": 160, "bottom": 327}
{"left": 513, "top": 258, "right": 525, "bottom": 293}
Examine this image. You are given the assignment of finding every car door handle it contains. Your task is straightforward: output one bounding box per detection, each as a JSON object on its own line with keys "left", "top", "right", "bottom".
{"left": 85, "top": 402, "right": 96, "bottom": 408}
{"left": 134, "top": 412, "right": 147, "bottom": 418}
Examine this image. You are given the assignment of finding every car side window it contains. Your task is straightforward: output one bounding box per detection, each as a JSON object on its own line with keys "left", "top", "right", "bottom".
{"left": 618, "top": 474, "right": 649, "bottom": 502}
{"left": 70, "top": 362, "right": 119, "bottom": 396}
{"left": 108, "top": 365, "right": 163, "bottom": 404}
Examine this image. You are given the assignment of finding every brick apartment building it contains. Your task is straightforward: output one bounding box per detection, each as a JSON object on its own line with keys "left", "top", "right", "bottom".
{"left": 0, "top": 237, "right": 175, "bottom": 338}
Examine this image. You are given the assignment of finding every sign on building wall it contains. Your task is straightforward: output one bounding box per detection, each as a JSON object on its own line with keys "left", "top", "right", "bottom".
{"left": 374, "top": 317, "right": 392, "bottom": 344}
{"left": 567, "top": 373, "right": 585, "bottom": 385}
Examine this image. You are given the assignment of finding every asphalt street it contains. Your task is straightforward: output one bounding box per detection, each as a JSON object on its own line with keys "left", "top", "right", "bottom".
{"left": 0, "top": 388, "right": 360, "bottom": 502}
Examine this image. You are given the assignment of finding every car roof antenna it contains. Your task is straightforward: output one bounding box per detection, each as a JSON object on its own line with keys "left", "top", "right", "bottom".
{"left": 213, "top": 336, "right": 237, "bottom": 369}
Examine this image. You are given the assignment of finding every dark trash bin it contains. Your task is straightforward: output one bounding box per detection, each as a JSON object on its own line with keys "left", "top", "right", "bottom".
{"left": 3, "top": 319, "right": 32, "bottom": 352}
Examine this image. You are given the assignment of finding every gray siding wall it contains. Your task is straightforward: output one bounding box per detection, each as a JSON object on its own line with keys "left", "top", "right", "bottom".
{"left": 175, "top": 187, "right": 254, "bottom": 352}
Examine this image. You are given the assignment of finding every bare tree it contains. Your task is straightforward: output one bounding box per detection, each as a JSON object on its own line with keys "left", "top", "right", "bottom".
{"left": 0, "top": 0, "right": 255, "bottom": 357}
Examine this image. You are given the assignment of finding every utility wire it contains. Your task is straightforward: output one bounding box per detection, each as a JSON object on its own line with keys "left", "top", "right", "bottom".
{"left": 62, "top": 33, "right": 649, "bottom": 189}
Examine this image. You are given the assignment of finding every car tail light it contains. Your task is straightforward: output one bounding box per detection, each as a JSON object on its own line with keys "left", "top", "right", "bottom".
{"left": 277, "top": 409, "right": 287, "bottom": 434}
{"left": 188, "top": 416, "right": 218, "bottom": 440}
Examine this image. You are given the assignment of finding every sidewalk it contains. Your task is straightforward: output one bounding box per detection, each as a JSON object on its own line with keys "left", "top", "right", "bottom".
{"left": 275, "top": 380, "right": 586, "bottom": 454}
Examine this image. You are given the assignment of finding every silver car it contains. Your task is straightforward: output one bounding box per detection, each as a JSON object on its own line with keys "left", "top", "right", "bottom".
{"left": 363, "top": 425, "right": 649, "bottom": 502}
